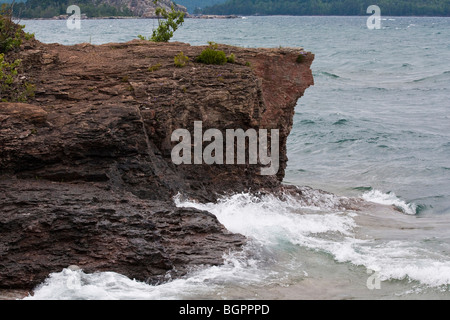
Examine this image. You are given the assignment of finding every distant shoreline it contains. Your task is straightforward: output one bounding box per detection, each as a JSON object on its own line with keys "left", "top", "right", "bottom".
{"left": 16, "top": 14, "right": 242, "bottom": 20}
{"left": 15, "top": 14, "right": 450, "bottom": 20}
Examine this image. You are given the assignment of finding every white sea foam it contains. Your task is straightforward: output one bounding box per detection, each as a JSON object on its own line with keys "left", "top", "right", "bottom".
{"left": 26, "top": 190, "right": 449, "bottom": 299}
{"left": 174, "top": 192, "right": 355, "bottom": 246}
{"left": 176, "top": 192, "right": 450, "bottom": 288}
{"left": 361, "top": 189, "right": 418, "bottom": 215}
{"left": 25, "top": 248, "right": 266, "bottom": 300}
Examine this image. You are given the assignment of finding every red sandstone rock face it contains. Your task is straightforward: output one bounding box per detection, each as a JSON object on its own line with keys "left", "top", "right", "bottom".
{"left": 4, "top": 39, "right": 314, "bottom": 200}
{"left": 251, "top": 49, "right": 315, "bottom": 181}
{"left": 0, "top": 39, "right": 314, "bottom": 290}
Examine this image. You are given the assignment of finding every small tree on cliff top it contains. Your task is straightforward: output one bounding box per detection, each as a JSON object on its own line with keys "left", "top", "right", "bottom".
{"left": 0, "top": 2, "right": 35, "bottom": 102}
{"left": 138, "top": 0, "right": 185, "bottom": 42}
{"left": 0, "top": 2, "right": 32, "bottom": 54}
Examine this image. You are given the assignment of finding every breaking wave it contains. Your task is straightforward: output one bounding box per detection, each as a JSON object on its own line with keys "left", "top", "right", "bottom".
{"left": 25, "top": 189, "right": 449, "bottom": 300}
{"left": 361, "top": 189, "right": 418, "bottom": 215}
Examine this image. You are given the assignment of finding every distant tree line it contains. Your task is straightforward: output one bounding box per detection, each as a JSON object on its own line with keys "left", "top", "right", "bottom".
{"left": 200, "top": 0, "right": 450, "bottom": 16}
{"left": 0, "top": 1, "right": 26, "bottom": 3}
{"left": 10, "top": 0, "right": 134, "bottom": 18}
{"left": 174, "top": 0, "right": 227, "bottom": 13}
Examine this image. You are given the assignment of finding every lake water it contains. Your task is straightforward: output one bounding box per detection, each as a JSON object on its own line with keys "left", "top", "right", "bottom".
{"left": 20, "top": 16, "right": 450, "bottom": 300}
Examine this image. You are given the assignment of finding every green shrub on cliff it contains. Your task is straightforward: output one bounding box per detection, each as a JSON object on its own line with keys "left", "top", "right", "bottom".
{"left": 174, "top": 51, "right": 189, "bottom": 68}
{"left": 148, "top": 63, "right": 162, "bottom": 72}
{"left": 0, "top": 54, "right": 35, "bottom": 102}
{"left": 196, "top": 42, "right": 227, "bottom": 65}
{"left": 0, "top": 53, "right": 19, "bottom": 84}
{"left": 0, "top": 4, "right": 35, "bottom": 102}
{"left": 0, "top": 3, "right": 34, "bottom": 54}
{"left": 1, "top": 54, "right": 19, "bottom": 100}
{"left": 226, "top": 53, "right": 236, "bottom": 64}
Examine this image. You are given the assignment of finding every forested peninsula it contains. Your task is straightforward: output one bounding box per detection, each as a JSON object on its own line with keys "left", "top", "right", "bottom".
{"left": 200, "top": 0, "right": 450, "bottom": 16}
{"left": 4, "top": 0, "right": 448, "bottom": 17}
{"left": 4, "top": 0, "right": 185, "bottom": 19}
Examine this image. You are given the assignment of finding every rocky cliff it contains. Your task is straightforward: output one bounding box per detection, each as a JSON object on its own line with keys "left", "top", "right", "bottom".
{"left": 0, "top": 38, "right": 314, "bottom": 290}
